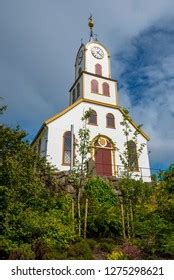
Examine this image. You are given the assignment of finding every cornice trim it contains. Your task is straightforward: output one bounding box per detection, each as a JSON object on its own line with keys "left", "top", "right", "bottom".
{"left": 31, "top": 124, "right": 46, "bottom": 146}
{"left": 69, "top": 71, "right": 117, "bottom": 92}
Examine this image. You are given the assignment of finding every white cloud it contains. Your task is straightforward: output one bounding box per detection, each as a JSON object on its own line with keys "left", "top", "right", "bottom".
{"left": 1, "top": 0, "right": 174, "bottom": 168}
{"left": 117, "top": 31, "right": 174, "bottom": 168}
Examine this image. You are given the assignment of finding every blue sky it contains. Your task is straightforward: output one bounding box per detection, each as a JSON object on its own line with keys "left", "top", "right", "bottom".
{"left": 1, "top": 0, "right": 174, "bottom": 171}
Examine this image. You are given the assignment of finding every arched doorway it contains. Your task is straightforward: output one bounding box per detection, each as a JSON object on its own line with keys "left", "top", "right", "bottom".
{"left": 92, "top": 136, "right": 115, "bottom": 176}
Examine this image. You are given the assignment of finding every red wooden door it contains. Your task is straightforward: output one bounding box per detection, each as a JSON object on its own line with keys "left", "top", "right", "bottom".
{"left": 95, "top": 148, "right": 112, "bottom": 176}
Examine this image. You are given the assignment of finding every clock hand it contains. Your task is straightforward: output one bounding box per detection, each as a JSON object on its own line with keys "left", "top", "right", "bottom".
{"left": 97, "top": 49, "right": 102, "bottom": 56}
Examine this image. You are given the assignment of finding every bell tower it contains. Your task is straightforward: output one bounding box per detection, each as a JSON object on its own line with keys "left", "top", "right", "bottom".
{"left": 69, "top": 16, "right": 118, "bottom": 107}
{"left": 75, "top": 16, "right": 111, "bottom": 80}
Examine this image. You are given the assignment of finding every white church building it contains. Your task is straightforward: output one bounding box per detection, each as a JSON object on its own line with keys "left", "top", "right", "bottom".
{"left": 32, "top": 18, "right": 151, "bottom": 182}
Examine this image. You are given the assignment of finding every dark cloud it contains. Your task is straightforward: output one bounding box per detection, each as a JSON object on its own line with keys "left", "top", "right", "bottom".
{"left": 115, "top": 19, "right": 174, "bottom": 168}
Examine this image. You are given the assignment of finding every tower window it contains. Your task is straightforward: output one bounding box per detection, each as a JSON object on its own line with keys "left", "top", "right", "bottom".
{"left": 91, "top": 79, "right": 99, "bottom": 93}
{"left": 103, "top": 82, "right": 110, "bottom": 96}
{"left": 72, "top": 88, "right": 76, "bottom": 103}
{"left": 88, "top": 110, "right": 97, "bottom": 125}
{"left": 106, "top": 113, "right": 115, "bottom": 128}
{"left": 77, "top": 83, "right": 80, "bottom": 98}
{"left": 95, "top": 63, "right": 102, "bottom": 76}
{"left": 63, "top": 131, "right": 71, "bottom": 165}
{"left": 78, "top": 67, "right": 82, "bottom": 76}
{"left": 127, "top": 140, "right": 139, "bottom": 171}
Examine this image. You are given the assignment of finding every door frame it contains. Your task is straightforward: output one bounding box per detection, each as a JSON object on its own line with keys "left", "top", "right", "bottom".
{"left": 91, "top": 135, "right": 116, "bottom": 176}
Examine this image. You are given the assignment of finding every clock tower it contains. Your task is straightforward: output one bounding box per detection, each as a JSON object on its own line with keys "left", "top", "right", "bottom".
{"left": 32, "top": 16, "right": 151, "bottom": 182}
{"left": 69, "top": 17, "right": 118, "bottom": 107}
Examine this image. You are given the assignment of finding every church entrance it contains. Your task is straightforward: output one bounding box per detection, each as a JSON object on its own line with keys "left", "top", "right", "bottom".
{"left": 94, "top": 136, "right": 113, "bottom": 177}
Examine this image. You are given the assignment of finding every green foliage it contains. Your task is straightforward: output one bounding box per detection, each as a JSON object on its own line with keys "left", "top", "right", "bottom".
{"left": 0, "top": 124, "right": 75, "bottom": 259}
{"left": 107, "top": 249, "right": 128, "bottom": 260}
{"left": 70, "top": 108, "right": 92, "bottom": 238}
{"left": 85, "top": 238, "right": 97, "bottom": 249}
{"left": 0, "top": 97, "right": 7, "bottom": 115}
{"left": 8, "top": 244, "right": 35, "bottom": 260}
{"left": 73, "top": 108, "right": 92, "bottom": 176}
{"left": 67, "top": 240, "right": 93, "bottom": 259}
{"left": 96, "top": 241, "right": 114, "bottom": 253}
{"left": 1, "top": 107, "right": 174, "bottom": 260}
{"left": 160, "top": 164, "right": 174, "bottom": 193}
{"left": 84, "top": 177, "right": 121, "bottom": 237}
{"left": 119, "top": 107, "right": 145, "bottom": 177}
{"left": 32, "top": 238, "right": 68, "bottom": 260}
{"left": 0, "top": 237, "right": 16, "bottom": 259}
{"left": 160, "top": 232, "right": 174, "bottom": 256}
{"left": 132, "top": 179, "right": 174, "bottom": 258}
{"left": 85, "top": 177, "right": 117, "bottom": 206}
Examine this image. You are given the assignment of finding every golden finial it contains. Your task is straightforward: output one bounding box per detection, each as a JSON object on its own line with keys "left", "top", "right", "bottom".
{"left": 88, "top": 14, "right": 94, "bottom": 40}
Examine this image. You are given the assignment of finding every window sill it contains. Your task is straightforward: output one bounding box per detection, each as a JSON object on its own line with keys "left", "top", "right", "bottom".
{"left": 91, "top": 91, "right": 110, "bottom": 97}
{"left": 88, "top": 123, "right": 98, "bottom": 126}
{"left": 106, "top": 126, "right": 116, "bottom": 129}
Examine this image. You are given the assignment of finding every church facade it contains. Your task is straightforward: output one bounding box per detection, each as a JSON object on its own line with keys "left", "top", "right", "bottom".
{"left": 32, "top": 20, "right": 151, "bottom": 182}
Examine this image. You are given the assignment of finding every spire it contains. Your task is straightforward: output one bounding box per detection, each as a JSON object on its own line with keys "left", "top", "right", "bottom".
{"left": 88, "top": 14, "right": 94, "bottom": 40}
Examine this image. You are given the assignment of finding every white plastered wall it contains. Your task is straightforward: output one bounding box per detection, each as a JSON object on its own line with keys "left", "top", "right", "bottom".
{"left": 33, "top": 128, "right": 48, "bottom": 157}
{"left": 75, "top": 44, "right": 85, "bottom": 80}
{"left": 46, "top": 101, "right": 151, "bottom": 182}
{"left": 83, "top": 73, "right": 117, "bottom": 105}
{"left": 69, "top": 75, "right": 83, "bottom": 105}
{"left": 85, "top": 41, "right": 111, "bottom": 78}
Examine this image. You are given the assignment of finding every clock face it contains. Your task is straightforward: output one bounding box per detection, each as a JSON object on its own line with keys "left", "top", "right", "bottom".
{"left": 78, "top": 50, "right": 83, "bottom": 65}
{"left": 91, "top": 47, "right": 104, "bottom": 59}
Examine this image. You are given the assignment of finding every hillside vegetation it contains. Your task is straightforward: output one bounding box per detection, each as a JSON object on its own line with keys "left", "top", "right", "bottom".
{"left": 0, "top": 112, "right": 174, "bottom": 259}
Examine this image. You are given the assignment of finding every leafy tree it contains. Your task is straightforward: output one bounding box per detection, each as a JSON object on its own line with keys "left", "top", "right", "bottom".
{"left": 160, "top": 164, "right": 174, "bottom": 193}
{"left": 70, "top": 108, "right": 92, "bottom": 237}
{"left": 118, "top": 107, "right": 145, "bottom": 177}
{"left": 113, "top": 108, "right": 148, "bottom": 240}
{"left": 0, "top": 124, "right": 75, "bottom": 259}
{"left": 132, "top": 175, "right": 174, "bottom": 259}
{"left": 84, "top": 177, "right": 121, "bottom": 237}
{"left": 0, "top": 97, "right": 7, "bottom": 115}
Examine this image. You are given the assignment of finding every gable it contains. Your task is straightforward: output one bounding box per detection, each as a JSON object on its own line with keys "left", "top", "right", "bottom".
{"left": 31, "top": 98, "right": 150, "bottom": 146}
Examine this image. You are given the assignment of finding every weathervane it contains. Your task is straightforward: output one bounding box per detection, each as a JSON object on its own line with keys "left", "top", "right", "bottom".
{"left": 88, "top": 14, "right": 94, "bottom": 40}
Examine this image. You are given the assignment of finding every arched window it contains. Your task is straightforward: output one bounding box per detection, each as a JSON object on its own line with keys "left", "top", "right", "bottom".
{"left": 103, "top": 82, "right": 110, "bottom": 96}
{"left": 77, "top": 83, "right": 80, "bottom": 98}
{"left": 95, "top": 63, "right": 102, "bottom": 76}
{"left": 72, "top": 89, "right": 76, "bottom": 103}
{"left": 106, "top": 113, "right": 115, "bottom": 128}
{"left": 127, "top": 140, "right": 139, "bottom": 171}
{"left": 63, "top": 131, "right": 71, "bottom": 165}
{"left": 88, "top": 110, "right": 97, "bottom": 125}
{"left": 91, "top": 79, "right": 99, "bottom": 93}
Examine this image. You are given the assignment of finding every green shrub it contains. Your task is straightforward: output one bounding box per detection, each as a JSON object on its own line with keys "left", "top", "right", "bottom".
{"left": 107, "top": 249, "right": 128, "bottom": 260}
{"left": 85, "top": 177, "right": 117, "bottom": 206}
{"left": 44, "top": 250, "right": 67, "bottom": 260}
{"left": 97, "top": 242, "right": 114, "bottom": 253}
{"left": 84, "top": 177, "right": 121, "bottom": 238}
{"left": 8, "top": 244, "right": 35, "bottom": 260}
{"left": 159, "top": 232, "right": 174, "bottom": 257}
{"left": 67, "top": 240, "right": 93, "bottom": 260}
{"left": 0, "top": 238, "right": 15, "bottom": 259}
{"left": 86, "top": 239, "right": 97, "bottom": 249}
